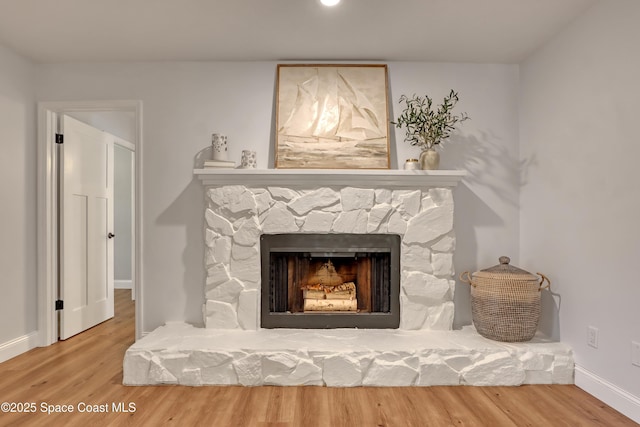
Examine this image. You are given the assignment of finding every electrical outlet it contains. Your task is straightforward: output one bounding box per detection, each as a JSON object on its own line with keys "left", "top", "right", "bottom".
{"left": 632, "top": 341, "right": 640, "bottom": 367}
{"left": 587, "top": 326, "right": 599, "bottom": 348}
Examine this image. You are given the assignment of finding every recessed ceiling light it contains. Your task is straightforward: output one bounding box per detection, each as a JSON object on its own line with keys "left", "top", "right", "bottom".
{"left": 321, "top": 0, "right": 340, "bottom": 6}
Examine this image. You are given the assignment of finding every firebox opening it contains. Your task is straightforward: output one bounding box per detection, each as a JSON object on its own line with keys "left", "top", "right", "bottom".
{"left": 261, "top": 234, "right": 400, "bottom": 329}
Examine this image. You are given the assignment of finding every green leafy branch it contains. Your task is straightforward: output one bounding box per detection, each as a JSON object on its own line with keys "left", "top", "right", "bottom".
{"left": 391, "top": 89, "right": 469, "bottom": 150}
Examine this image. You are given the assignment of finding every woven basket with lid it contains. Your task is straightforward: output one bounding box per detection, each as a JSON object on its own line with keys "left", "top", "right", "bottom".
{"left": 460, "top": 256, "right": 550, "bottom": 342}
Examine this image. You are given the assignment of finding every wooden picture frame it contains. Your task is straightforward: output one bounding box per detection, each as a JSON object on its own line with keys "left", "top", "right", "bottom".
{"left": 275, "top": 64, "right": 390, "bottom": 169}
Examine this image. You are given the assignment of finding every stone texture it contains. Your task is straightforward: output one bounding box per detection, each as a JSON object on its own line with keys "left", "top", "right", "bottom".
{"left": 205, "top": 229, "right": 218, "bottom": 248}
{"left": 204, "top": 248, "right": 216, "bottom": 267}
{"left": 233, "top": 217, "right": 261, "bottom": 246}
{"left": 442, "top": 354, "right": 474, "bottom": 372}
{"left": 254, "top": 191, "right": 274, "bottom": 214}
{"left": 268, "top": 187, "right": 299, "bottom": 202}
{"left": 123, "top": 351, "right": 151, "bottom": 385}
{"left": 148, "top": 356, "right": 177, "bottom": 384}
{"left": 519, "top": 351, "right": 552, "bottom": 371}
{"left": 263, "top": 353, "right": 323, "bottom": 386}
{"left": 205, "top": 209, "right": 234, "bottom": 235}
{"left": 212, "top": 236, "right": 232, "bottom": 265}
{"left": 432, "top": 252, "right": 454, "bottom": 277}
{"left": 262, "top": 352, "right": 298, "bottom": 375}
{"left": 404, "top": 204, "right": 454, "bottom": 244}
{"left": 401, "top": 244, "right": 432, "bottom": 274}
{"left": 552, "top": 354, "right": 574, "bottom": 384}
{"left": 204, "top": 300, "right": 239, "bottom": 329}
{"left": 417, "top": 354, "right": 460, "bottom": 386}
{"left": 428, "top": 188, "right": 453, "bottom": 207}
{"left": 421, "top": 194, "right": 437, "bottom": 212}
{"left": 260, "top": 202, "right": 298, "bottom": 233}
{"left": 395, "top": 190, "right": 422, "bottom": 218}
{"left": 400, "top": 296, "right": 428, "bottom": 330}
{"left": 289, "top": 188, "right": 339, "bottom": 215}
{"left": 431, "top": 234, "right": 456, "bottom": 252}
{"left": 229, "top": 250, "right": 261, "bottom": 283}
{"left": 301, "top": 211, "right": 336, "bottom": 232}
{"left": 424, "top": 302, "right": 455, "bottom": 330}
{"left": 341, "top": 188, "right": 375, "bottom": 211}
{"left": 237, "top": 290, "right": 258, "bottom": 330}
{"left": 403, "top": 271, "right": 450, "bottom": 302}
{"left": 322, "top": 354, "right": 362, "bottom": 387}
{"left": 206, "top": 278, "right": 244, "bottom": 304}
{"left": 367, "top": 204, "right": 393, "bottom": 233}
{"left": 332, "top": 210, "right": 368, "bottom": 233}
{"left": 208, "top": 186, "right": 257, "bottom": 215}
{"left": 362, "top": 359, "right": 418, "bottom": 386}
{"left": 160, "top": 353, "right": 190, "bottom": 380}
{"left": 124, "top": 323, "right": 574, "bottom": 387}
{"left": 203, "top": 183, "right": 458, "bottom": 333}
{"left": 375, "top": 188, "right": 392, "bottom": 204}
{"left": 231, "top": 244, "right": 258, "bottom": 261}
{"left": 189, "top": 350, "right": 234, "bottom": 368}
{"left": 461, "top": 352, "right": 526, "bottom": 386}
{"left": 233, "top": 353, "right": 263, "bottom": 386}
{"left": 179, "top": 368, "right": 202, "bottom": 386}
{"left": 205, "top": 264, "right": 231, "bottom": 289}
{"left": 387, "top": 211, "right": 407, "bottom": 235}
{"left": 201, "top": 363, "right": 238, "bottom": 385}
{"left": 524, "top": 370, "right": 553, "bottom": 385}
{"left": 147, "top": 183, "right": 580, "bottom": 388}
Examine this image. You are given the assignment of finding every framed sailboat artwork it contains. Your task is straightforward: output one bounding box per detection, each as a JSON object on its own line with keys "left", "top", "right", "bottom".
{"left": 275, "top": 64, "right": 390, "bottom": 169}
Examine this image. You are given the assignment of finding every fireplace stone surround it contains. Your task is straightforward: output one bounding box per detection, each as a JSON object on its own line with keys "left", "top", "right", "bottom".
{"left": 123, "top": 169, "right": 573, "bottom": 387}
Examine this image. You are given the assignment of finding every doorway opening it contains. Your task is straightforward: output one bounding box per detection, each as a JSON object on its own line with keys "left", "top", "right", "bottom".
{"left": 37, "top": 101, "right": 143, "bottom": 345}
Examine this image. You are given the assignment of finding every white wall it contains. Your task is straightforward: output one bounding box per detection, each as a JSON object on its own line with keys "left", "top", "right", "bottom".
{"left": 520, "top": 0, "right": 640, "bottom": 405}
{"left": 68, "top": 111, "right": 136, "bottom": 143}
{"left": 0, "top": 44, "right": 37, "bottom": 359}
{"left": 35, "top": 61, "right": 519, "bottom": 333}
{"left": 114, "top": 144, "right": 133, "bottom": 282}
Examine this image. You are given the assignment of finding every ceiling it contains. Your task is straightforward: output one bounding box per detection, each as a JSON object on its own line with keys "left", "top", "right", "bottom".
{"left": 0, "top": 0, "right": 597, "bottom": 64}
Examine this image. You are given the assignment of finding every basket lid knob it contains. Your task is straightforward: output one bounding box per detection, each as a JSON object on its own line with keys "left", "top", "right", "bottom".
{"left": 499, "top": 256, "right": 511, "bottom": 265}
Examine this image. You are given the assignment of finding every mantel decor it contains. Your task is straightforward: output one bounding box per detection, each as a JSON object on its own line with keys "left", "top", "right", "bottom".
{"left": 392, "top": 90, "right": 469, "bottom": 170}
{"left": 275, "top": 64, "right": 390, "bottom": 169}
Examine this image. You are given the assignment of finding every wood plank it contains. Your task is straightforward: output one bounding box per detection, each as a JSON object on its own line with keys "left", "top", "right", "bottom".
{"left": 357, "top": 256, "right": 372, "bottom": 312}
{"left": 0, "top": 289, "right": 636, "bottom": 426}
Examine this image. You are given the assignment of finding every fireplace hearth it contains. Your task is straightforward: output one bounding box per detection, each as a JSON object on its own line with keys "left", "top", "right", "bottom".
{"left": 121, "top": 169, "right": 574, "bottom": 388}
{"left": 261, "top": 233, "right": 400, "bottom": 328}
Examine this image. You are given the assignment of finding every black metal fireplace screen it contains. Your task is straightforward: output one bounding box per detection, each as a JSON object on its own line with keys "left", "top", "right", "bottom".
{"left": 260, "top": 233, "right": 400, "bottom": 329}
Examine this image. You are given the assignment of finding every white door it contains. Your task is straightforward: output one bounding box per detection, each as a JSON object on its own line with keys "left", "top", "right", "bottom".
{"left": 59, "top": 115, "right": 114, "bottom": 339}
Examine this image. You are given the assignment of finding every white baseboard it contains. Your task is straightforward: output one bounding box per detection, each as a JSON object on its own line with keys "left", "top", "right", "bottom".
{"left": 0, "top": 332, "right": 40, "bottom": 363}
{"left": 115, "top": 279, "right": 132, "bottom": 289}
{"left": 575, "top": 364, "right": 640, "bottom": 424}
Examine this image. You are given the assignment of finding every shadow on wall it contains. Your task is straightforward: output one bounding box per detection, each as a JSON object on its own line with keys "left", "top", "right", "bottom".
{"left": 441, "top": 131, "right": 535, "bottom": 207}
{"left": 156, "top": 179, "right": 207, "bottom": 327}
{"left": 440, "top": 130, "right": 542, "bottom": 329}
{"left": 450, "top": 184, "right": 493, "bottom": 329}
{"left": 539, "top": 283, "right": 562, "bottom": 340}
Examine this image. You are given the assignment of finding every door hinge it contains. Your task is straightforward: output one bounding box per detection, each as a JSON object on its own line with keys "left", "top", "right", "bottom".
{"left": 55, "top": 134, "right": 64, "bottom": 144}
{"left": 55, "top": 300, "right": 64, "bottom": 310}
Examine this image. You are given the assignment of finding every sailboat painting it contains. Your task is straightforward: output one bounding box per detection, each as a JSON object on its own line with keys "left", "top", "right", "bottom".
{"left": 275, "top": 64, "right": 390, "bottom": 169}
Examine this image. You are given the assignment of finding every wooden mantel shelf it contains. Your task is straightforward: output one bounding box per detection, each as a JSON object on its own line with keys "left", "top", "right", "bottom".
{"left": 193, "top": 168, "right": 466, "bottom": 188}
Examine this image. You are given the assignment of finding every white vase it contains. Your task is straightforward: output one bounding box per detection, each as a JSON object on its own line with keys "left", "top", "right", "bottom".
{"left": 241, "top": 150, "right": 257, "bottom": 168}
{"left": 419, "top": 149, "right": 440, "bottom": 170}
{"left": 211, "top": 133, "right": 228, "bottom": 161}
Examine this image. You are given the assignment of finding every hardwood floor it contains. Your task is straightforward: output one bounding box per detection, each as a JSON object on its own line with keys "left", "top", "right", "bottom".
{"left": 0, "top": 289, "right": 636, "bottom": 426}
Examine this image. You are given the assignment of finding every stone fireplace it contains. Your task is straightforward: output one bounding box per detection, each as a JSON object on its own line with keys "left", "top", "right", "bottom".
{"left": 200, "top": 170, "right": 462, "bottom": 332}
{"left": 123, "top": 169, "right": 573, "bottom": 387}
